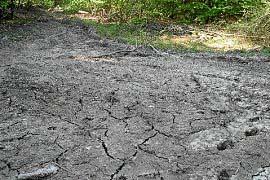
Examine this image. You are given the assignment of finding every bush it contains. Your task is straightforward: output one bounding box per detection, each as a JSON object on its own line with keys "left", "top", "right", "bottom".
{"left": 60, "top": 0, "right": 93, "bottom": 13}
{"left": 178, "top": 0, "right": 259, "bottom": 23}
{"left": 0, "top": 0, "right": 15, "bottom": 20}
{"left": 19, "top": 0, "right": 55, "bottom": 8}
{"left": 95, "top": 0, "right": 261, "bottom": 23}
{"left": 0, "top": 0, "right": 264, "bottom": 26}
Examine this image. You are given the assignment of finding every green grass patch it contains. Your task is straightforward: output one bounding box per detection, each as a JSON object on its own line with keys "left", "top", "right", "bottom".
{"left": 82, "top": 18, "right": 270, "bottom": 55}
{"left": 82, "top": 19, "right": 212, "bottom": 52}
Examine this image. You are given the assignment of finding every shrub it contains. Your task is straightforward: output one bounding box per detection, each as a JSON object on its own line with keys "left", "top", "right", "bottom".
{"left": 97, "top": 0, "right": 261, "bottom": 23}
{"left": 20, "top": 0, "right": 55, "bottom": 8}
{"left": 1, "top": 0, "right": 264, "bottom": 28}
{"left": 0, "top": 0, "right": 15, "bottom": 20}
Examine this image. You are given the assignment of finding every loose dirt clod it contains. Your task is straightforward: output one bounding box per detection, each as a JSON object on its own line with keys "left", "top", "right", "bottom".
{"left": 245, "top": 128, "right": 259, "bottom": 137}
{"left": 217, "top": 169, "right": 230, "bottom": 180}
{"left": 217, "top": 140, "right": 234, "bottom": 151}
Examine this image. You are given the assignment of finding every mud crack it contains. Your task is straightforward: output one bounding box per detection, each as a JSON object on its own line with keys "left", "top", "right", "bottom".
{"left": 101, "top": 140, "right": 115, "bottom": 160}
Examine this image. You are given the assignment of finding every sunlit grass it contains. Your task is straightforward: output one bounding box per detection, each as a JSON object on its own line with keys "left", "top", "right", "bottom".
{"left": 79, "top": 13, "right": 268, "bottom": 54}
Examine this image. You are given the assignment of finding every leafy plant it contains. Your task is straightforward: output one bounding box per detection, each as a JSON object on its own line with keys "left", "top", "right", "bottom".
{"left": 0, "top": 0, "right": 15, "bottom": 20}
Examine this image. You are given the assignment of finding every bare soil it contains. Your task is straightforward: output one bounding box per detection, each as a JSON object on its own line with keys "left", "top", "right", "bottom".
{"left": 1, "top": 10, "right": 270, "bottom": 180}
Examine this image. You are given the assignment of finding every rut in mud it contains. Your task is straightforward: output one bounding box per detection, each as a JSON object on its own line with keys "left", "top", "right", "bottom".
{"left": 0, "top": 11, "right": 270, "bottom": 180}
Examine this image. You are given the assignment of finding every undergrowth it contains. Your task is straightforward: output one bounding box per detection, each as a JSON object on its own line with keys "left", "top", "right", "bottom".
{"left": 245, "top": 0, "right": 270, "bottom": 48}
{"left": 82, "top": 18, "right": 269, "bottom": 55}
{"left": 1, "top": 0, "right": 269, "bottom": 53}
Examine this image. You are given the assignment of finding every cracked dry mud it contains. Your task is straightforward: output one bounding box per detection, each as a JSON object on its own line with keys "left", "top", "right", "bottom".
{"left": 1, "top": 14, "right": 270, "bottom": 180}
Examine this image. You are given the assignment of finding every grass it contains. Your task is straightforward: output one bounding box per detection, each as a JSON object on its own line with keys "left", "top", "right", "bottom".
{"left": 2, "top": 7, "right": 269, "bottom": 56}
{"left": 54, "top": 0, "right": 267, "bottom": 56}
{"left": 79, "top": 14, "right": 270, "bottom": 55}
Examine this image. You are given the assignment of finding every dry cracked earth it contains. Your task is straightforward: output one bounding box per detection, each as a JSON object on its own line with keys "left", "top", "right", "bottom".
{"left": 1, "top": 11, "right": 270, "bottom": 180}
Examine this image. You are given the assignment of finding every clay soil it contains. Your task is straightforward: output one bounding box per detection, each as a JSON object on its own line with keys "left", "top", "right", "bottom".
{"left": 1, "top": 10, "right": 270, "bottom": 180}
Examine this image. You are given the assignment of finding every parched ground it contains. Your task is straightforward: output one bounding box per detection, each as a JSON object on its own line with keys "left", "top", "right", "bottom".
{"left": 1, "top": 11, "right": 270, "bottom": 180}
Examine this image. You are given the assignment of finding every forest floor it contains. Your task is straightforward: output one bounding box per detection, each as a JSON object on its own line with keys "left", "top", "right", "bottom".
{"left": 1, "top": 9, "right": 270, "bottom": 180}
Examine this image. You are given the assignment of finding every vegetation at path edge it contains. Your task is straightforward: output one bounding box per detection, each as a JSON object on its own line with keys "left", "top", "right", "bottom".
{"left": 0, "top": 0, "right": 269, "bottom": 52}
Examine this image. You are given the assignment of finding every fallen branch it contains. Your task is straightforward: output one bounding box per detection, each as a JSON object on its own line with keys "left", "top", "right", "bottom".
{"left": 149, "top": 45, "right": 160, "bottom": 54}
{"left": 17, "top": 164, "right": 59, "bottom": 180}
{"left": 190, "top": 74, "right": 204, "bottom": 89}
{"left": 149, "top": 45, "right": 168, "bottom": 56}
{"left": 90, "top": 47, "right": 137, "bottom": 58}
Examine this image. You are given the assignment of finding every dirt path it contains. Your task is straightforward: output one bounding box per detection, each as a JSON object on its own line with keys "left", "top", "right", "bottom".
{"left": 1, "top": 12, "right": 270, "bottom": 180}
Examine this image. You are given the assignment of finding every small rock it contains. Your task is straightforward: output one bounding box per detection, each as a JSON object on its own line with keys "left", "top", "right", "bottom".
{"left": 245, "top": 128, "right": 259, "bottom": 137}
{"left": 218, "top": 169, "right": 230, "bottom": 180}
{"left": 248, "top": 116, "right": 261, "bottom": 122}
{"left": 217, "top": 140, "right": 234, "bottom": 151}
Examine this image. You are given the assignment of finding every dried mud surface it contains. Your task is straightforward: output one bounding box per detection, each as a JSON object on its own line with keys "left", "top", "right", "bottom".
{"left": 0, "top": 12, "right": 270, "bottom": 180}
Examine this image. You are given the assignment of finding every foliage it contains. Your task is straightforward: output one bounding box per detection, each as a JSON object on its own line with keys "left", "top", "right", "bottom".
{"left": 59, "top": 0, "right": 95, "bottom": 12}
{"left": 1, "top": 0, "right": 268, "bottom": 49}
{"left": 82, "top": 18, "right": 267, "bottom": 54}
{"left": 0, "top": 1, "right": 9, "bottom": 10}
{"left": 244, "top": 0, "right": 270, "bottom": 47}
{"left": 28, "top": 0, "right": 55, "bottom": 8}
{"left": 1, "top": 0, "right": 263, "bottom": 23}
{"left": 1, "top": 0, "right": 54, "bottom": 20}
{"left": 0, "top": 0, "right": 14, "bottom": 19}
{"left": 92, "top": 0, "right": 261, "bottom": 23}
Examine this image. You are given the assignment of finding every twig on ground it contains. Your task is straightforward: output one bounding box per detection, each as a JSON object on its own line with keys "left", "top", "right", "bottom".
{"left": 149, "top": 45, "right": 160, "bottom": 54}
{"left": 17, "top": 164, "right": 59, "bottom": 180}
{"left": 149, "top": 45, "right": 168, "bottom": 56}
{"left": 90, "top": 47, "right": 137, "bottom": 58}
{"left": 190, "top": 73, "right": 204, "bottom": 89}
